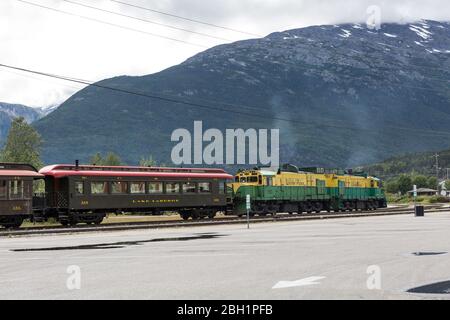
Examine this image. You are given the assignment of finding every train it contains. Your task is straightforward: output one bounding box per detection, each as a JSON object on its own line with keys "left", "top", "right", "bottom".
{"left": 231, "top": 164, "right": 387, "bottom": 216}
{"left": 0, "top": 162, "right": 387, "bottom": 229}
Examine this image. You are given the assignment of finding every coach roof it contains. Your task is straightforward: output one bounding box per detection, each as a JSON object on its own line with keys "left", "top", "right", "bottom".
{"left": 0, "top": 163, "right": 43, "bottom": 178}
{"left": 39, "top": 164, "right": 233, "bottom": 179}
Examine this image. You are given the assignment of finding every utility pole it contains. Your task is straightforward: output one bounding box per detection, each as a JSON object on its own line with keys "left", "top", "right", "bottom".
{"left": 434, "top": 153, "right": 440, "bottom": 189}
{"left": 434, "top": 153, "right": 439, "bottom": 178}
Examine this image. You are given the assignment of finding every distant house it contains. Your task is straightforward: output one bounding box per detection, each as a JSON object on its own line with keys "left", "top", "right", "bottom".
{"left": 407, "top": 188, "right": 438, "bottom": 197}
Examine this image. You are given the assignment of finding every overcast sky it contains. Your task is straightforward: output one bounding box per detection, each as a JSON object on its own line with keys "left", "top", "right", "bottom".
{"left": 1, "top": 0, "right": 449, "bottom": 108}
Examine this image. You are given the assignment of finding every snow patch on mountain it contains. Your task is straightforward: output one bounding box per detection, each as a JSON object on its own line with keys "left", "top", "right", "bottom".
{"left": 409, "top": 24, "right": 433, "bottom": 40}
{"left": 339, "top": 29, "right": 352, "bottom": 38}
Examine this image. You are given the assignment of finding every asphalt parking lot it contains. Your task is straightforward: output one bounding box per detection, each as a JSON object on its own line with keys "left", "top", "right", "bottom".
{"left": 1, "top": 212, "right": 450, "bottom": 299}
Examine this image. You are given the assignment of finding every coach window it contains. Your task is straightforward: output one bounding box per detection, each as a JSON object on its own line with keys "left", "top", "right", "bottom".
{"left": 130, "top": 182, "right": 145, "bottom": 194}
{"left": 182, "top": 182, "right": 196, "bottom": 194}
{"left": 91, "top": 182, "right": 108, "bottom": 195}
{"left": 9, "top": 180, "right": 24, "bottom": 200}
{"left": 111, "top": 181, "right": 128, "bottom": 194}
{"left": 198, "top": 182, "right": 211, "bottom": 193}
{"left": 166, "top": 182, "right": 180, "bottom": 194}
{"left": 219, "top": 182, "right": 227, "bottom": 194}
{"left": 0, "top": 180, "right": 6, "bottom": 200}
{"left": 148, "top": 182, "right": 163, "bottom": 194}
{"left": 75, "top": 181, "right": 84, "bottom": 195}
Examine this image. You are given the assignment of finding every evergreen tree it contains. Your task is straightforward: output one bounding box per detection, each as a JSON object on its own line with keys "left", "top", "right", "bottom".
{"left": 103, "top": 152, "right": 123, "bottom": 166}
{"left": 89, "top": 152, "right": 123, "bottom": 166}
{"left": 0, "top": 117, "right": 43, "bottom": 169}
{"left": 139, "top": 155, "right": 157, "bottom": 167}
{"left": 90, "top": 152, "right": 103, "bottom": 165}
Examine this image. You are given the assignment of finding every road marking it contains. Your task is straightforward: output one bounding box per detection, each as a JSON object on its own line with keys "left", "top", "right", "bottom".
{"left": 272, "top": 276, "right": 325, "bottom": 289}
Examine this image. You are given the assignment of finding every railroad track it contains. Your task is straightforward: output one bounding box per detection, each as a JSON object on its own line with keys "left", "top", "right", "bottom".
{"left": 1, "top": 205, "right": 448, "bottom": 237}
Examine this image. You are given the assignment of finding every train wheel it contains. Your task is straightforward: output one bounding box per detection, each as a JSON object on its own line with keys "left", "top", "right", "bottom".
{"left": 2, "top": 217, "right": 24, "bottom": 229}
{"left": 180, "top": 212, "right": 190, "bottom": 221}
{"left": 69, "top": 217, "right": 79, "bottom": 226}
{"left": 94, "top": 217, "right": 104, "bottom": 225}
{"left": 191, "top": 212, "right": 200, "bottom": 220}
{"left": 314, "top": 202, "right": 323, "bottom": 213}
{"left": 60, "top": 220, "right": 69, "bottom": 227}
{"left": 208, "top": 211, "right": 216, "bottom": 219}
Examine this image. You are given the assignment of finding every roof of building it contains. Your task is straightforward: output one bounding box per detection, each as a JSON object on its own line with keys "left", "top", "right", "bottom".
{"left": 408, "top": 188, "right": 438, "bottom": 193}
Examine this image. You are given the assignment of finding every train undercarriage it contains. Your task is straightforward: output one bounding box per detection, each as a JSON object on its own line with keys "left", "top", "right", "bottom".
{"left": 233, "top": 199, "right": 387, "bottom": 217}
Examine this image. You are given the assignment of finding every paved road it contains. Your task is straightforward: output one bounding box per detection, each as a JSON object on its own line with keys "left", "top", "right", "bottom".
{"left": 1, "top": 212, "right": 450, "bottom": 299}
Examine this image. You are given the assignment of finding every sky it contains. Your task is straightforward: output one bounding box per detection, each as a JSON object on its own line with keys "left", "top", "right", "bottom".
{"left": 1, "top": 0, "right": 449, "bottom": 108}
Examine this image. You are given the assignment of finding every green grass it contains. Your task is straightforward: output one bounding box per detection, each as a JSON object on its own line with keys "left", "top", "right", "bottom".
{"left": 387, "top": 193, "right": 450, "bottom": 205}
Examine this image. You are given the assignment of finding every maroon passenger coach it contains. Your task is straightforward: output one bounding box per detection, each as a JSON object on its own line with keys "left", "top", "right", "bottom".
{"left": 0, "top": 163, "right": 43, "bottom": 228}
{"left": 39, "top": 164, "right": 233, "bottom": 226}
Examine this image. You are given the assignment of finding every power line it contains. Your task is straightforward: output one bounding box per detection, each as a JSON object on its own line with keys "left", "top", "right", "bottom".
{"left": 110, "top": 0, "right": 262, "bottom": 38}
{"left": 0, "top": 68, "right": 84, "bottom": 91}
{"left": 15, "top": 0, "right": 208, "bottom": 48}
{"left": 61, "top": 0, "right": 232, "bottom": 42}
{"left": 2, "top": 62, "right": 450, "bottom": 139}
{"left": 16, "top": 1, "right": 450, "bottom": 86}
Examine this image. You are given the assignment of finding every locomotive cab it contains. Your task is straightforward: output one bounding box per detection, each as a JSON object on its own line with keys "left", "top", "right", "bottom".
{"left": 232, "top": 169, "right": 276, "bottom": 193}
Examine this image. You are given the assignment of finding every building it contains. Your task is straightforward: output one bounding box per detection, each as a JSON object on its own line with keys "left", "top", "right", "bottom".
{"left": 407, "top": 188, "right": 438, "bottom": 197}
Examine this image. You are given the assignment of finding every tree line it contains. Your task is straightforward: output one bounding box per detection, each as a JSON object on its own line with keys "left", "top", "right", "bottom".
{"left": 384, "top": 174, "right": 444, "bottom": 195}
{"left": 2, "top": 117, "right": 449, "bottom": 196}
{"left": 0, "top": 117, "right": 160, "bottom": 168}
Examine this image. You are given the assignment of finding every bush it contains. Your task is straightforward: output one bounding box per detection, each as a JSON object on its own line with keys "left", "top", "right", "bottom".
{"left": 428, "top": 196, "right": 450, "bottom": 204}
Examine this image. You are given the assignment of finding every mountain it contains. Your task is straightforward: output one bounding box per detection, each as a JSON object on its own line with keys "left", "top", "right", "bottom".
{"left": 34, "top": 20, "right": 450, "bottom": 167}
{"left": 362, "top": 148, "right": 450, "bottom": 180}
{"left": 0, "top": 102, "right": 48, "bottom": 145}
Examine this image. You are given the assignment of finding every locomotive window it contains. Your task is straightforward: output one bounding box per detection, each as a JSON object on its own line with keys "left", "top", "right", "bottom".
{"left": 0, "top": 180, "right": 6, "bottom": 199}
{"left": 148, "top": 182, "right": 163, "bottom": 194}
{"left": 198, "top": 182, "right": 211, "bottom": 193}
{"left": 75, "top": 182, "right": 84, "bottom": 195}
{"left": 9, "top": 180, "right": 24, "bottom": 200}
{"left": 166, "top": 183, "right": 180, "bottom": 193}
{"left": 91, "top": 182, "right": 108, "bottom": 195}
{"left": 182, "top": 182, "right": 196, "bottom": 194}
{"left": 111, "top": 182, "right": 128, "bottom": 194}
{"left": 130, "top": 182, "right": 145, "bottom": 194}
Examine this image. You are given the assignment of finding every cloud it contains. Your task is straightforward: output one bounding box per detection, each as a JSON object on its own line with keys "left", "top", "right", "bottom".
{"left": 0, "top": 0, "right": 448, "bottom": 107}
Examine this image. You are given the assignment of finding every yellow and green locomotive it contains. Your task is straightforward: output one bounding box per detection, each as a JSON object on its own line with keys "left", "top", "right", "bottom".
{"left": 230, "top": 164, "right": 387, "bottom": 216}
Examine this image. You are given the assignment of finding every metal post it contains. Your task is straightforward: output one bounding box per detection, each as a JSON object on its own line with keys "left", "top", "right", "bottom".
{"left": 246, "top": 194, "right": 251, "bottom": 229}
{"left": 413, "top": 184, "right": 417, "bottom": 215}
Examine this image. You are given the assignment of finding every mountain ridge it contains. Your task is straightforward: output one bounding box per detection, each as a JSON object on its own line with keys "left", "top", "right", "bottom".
{"left": 34, "top": 20, "right": 450, "bottom": 167}
{"left": 0, "top": 102, "right": 53, "bottom": 146}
